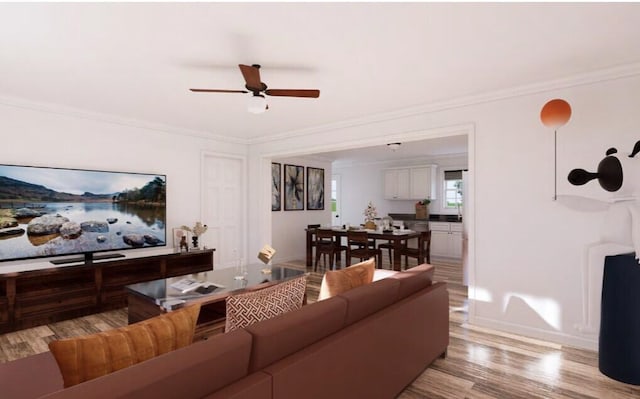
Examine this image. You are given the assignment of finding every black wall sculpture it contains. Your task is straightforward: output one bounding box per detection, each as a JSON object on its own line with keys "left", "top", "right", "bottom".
{"left": 567, "top": 139, "right": 640, "bottom": 193}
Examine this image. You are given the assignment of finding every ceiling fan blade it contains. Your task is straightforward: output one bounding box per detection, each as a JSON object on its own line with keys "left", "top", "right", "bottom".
{"left": 239, "top": 64, "right": 265, "bottom": 91}
{"left": 190, "top": 89, "right": 248, "bottom": 93}
{"left": 264, "top": 89, "right": 320, "bottom": 98}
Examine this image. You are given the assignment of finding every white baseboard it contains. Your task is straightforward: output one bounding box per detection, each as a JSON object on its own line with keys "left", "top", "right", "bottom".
{"left": 469, "top": 315, "right": 598, "bottom": 351}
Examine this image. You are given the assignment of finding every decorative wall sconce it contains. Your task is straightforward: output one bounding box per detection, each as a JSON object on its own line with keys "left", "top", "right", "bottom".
{"left": 540, "top": 98, "right": 572, "bottom": 200}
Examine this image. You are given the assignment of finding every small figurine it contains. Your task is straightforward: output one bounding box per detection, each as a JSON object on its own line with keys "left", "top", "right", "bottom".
{"left": 179, "top": 235, "right": 189, "bottom": 252}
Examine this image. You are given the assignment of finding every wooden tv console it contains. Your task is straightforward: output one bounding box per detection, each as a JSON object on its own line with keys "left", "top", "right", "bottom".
{"left": 0, "top": 249, "right": 214, "bottom": 333}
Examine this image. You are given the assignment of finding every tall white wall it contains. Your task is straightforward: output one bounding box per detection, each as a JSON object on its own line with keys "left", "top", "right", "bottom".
{"left": 270, "top": 156, "right": 332, "bottom": 262}
{"left": 0, "top": 101, "right": 247, "bottom": 268}
{"left": 249, "top": 73, "right": 640, "bottom": 350}
{"left": 333, "top": 155, "right": 468, "bottom": 224}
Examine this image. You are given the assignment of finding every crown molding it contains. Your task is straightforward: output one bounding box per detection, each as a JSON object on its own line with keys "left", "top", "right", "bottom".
{"left": 249, "top": 62, "right": 640, "bottom": 145}
{"left": 0, "top": 94, "right": 250, "bottom": 145}
{"left": 332, "top": 151, "right": 469, "bottom": 169}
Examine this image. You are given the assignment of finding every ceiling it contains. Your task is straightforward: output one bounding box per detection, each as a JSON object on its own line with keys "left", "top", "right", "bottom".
{"left": 2, "top": 3, "right": 640, "bottom": 149}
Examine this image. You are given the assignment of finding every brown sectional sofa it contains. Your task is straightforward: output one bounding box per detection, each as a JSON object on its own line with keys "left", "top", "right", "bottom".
{"left": 0, "top": 264, "right": 449, "bottom": 399}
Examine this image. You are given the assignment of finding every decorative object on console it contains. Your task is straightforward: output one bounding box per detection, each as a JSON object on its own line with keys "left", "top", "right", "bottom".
{"left": 307, "top": 167, "right": 325, "bottom": 210}
{"left": 172, "top": 227, "right": 191, "bottom": 251}
{"left": 48, "top": 303, "right": 201, "bottom": 388}
{"left": 180, "top": 222, "right": 208, "bottom": 249}
{"left": 284, "top": 164, "right": 304, "bottom": 211}
{"left": 540, "top": 98, "right": 572, "bottom": 200}
{"left": 272, "top": 162, "right": 281, "bottom": 211}
{"left": 568, "top": 147, "right": 624, "bottom": 192}
{"left": 225, "top": 275, "right": 307, "bottom": 332}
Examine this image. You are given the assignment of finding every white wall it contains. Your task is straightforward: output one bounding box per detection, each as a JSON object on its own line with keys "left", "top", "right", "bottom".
{"left": 0, "top": 102, "right": 247, "bottom": 268}
{"left": 333, "top": 155, "right": 468, "bottom": 224}
{"left": 249, "top": 73, "right": 640, "bottom": 350}
{"left": 270, "top": 156, "right": 332, "bottom": 262}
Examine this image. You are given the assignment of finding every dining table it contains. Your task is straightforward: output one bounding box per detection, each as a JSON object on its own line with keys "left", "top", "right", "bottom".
{"left": 306, "top": 227, "right": 421, "bottom": 271}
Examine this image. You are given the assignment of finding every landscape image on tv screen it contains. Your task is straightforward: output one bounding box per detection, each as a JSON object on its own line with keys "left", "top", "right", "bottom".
{"left": 0, "top": 164, "right": 166, "bottom": 262}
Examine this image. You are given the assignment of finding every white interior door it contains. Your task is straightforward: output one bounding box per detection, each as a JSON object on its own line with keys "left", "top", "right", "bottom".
{"left": 331, "top": 174, "right": 342, "bottom": 226}
{"left": 201, "top": 152, "right": 245, "bottom": 269}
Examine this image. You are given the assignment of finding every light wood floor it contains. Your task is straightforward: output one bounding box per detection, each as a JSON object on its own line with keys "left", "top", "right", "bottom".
{"left": 2, "top": 257, "right": 640, "bottom": 398}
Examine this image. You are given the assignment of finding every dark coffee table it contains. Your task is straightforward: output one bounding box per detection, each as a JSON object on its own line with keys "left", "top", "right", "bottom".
{"left": 125, "top": 263, "right": 306, "bottom": 340}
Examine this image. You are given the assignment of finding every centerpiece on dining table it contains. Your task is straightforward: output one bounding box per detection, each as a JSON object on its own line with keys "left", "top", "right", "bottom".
{"left": 363, "top": 201, "right": 378, "bottom": 230}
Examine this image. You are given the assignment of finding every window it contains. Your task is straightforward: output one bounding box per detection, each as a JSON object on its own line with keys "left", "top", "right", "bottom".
{"left": 443, "top": 170, "right": 463, "bottom": 209}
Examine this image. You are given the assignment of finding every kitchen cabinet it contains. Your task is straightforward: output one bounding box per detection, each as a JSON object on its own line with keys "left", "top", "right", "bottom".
{"left": 430, "top": 222, "right": 462, "bottom": 259}
{"left": 410, "top": 166, "right": 436, "bottom": 199}
{"left": 383, "top": 165, "right": 436, "bottom": 200}
{"left": 383, "top": 169, "right": 410, "bottom": 199}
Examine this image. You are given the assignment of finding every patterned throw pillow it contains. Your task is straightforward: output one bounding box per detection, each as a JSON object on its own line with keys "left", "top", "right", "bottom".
{"left": 225, "top": 275, "right": 307, "bottom": 333}
{"left": 318, "top": 257, "right": 375, "bottom": 301}
{"left": 48, "top": 303, "right": 200, "bottom": 388}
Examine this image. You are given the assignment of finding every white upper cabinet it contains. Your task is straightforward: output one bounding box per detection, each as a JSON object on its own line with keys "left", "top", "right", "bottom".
{"left": 410, "top": 166, "right": 436, "bottom": 200}
{"left": 384, "top": 165, "right": 436, "bottom": 200}
{"left": 383, "top": 169, "right": 410, "bottom": 199}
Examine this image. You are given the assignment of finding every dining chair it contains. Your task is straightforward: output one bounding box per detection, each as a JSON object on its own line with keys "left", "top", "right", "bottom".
{"left": 346, "top": 230, "right": 382, "bottom": 267}
{"left": 398, "top": 230, "right": 432, "bottom": 269}
{"left": 377, "top": 239, "right": 395, "bottom": 266}
{"left": 307, "top": 224, "right": 321, "bottom": 261}
{"left": 314, "top": 229, "right": 346, "bottom": 271}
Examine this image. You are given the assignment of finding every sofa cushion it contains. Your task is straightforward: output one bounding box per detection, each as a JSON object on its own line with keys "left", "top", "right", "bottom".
{"left": 225, "top": 275, "right": 307, "bottom": 333}
{"left": 245, "top": 295, "right": 348, "bottom": 372}
{"left": 388, "top": 263, "right": 435, "bottom": 300}
{"left": 338, "top": 278, "right": 400, "bottom": 326}
{"left": 318, "top": 257, "right": 375, "bottom": 301}
{"left": 48, "top": 303, "right": 200, "bottom": 388}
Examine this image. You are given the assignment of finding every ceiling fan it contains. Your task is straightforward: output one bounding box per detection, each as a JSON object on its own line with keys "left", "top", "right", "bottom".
{"left": 190, "top": 64, "right": 320, "bottom": 113}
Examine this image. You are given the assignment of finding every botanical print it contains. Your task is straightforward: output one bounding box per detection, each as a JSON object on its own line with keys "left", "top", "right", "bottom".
{"left": 284, "top": 164, "right": 304, "bottom": 210}
{"left": 272, "top": 162, "right": 281, "bottom": 211}
{"left": 307, "top": 167, "right": 324, "bottom": 210}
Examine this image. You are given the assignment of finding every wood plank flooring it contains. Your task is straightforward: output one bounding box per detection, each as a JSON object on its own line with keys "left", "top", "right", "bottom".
{"left": 2, "top": 256, "right": 640, "bottom": 398}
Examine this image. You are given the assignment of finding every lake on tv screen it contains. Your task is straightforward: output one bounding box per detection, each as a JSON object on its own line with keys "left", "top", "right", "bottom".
{"left": 0, "top": 201, "right": 166, "bottom": 261}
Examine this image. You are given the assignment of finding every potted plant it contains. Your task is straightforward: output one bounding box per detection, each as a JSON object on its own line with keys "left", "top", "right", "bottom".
{"left": 415, "top": 199, "right": 430, "bottom": 220}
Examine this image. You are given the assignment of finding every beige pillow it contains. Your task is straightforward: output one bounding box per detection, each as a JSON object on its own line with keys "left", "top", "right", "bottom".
{"left": 48, "top": 303, "right": 200, "bottom": 388}
{"left": 318, "top": 257, "right": 375, "bottom": 301}
{"left": 225, "top": 275, "right": 307, "bottom": 333}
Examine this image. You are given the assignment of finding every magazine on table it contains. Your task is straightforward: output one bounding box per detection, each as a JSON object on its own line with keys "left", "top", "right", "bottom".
{"left": 170, "top": 278, "right": 225, "bottom": 294}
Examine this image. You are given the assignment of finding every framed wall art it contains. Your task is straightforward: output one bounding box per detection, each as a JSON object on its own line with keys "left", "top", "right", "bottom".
{"left": 284, "top": 164, "right": 304, "bottom": 211}
{"left": 271, "top": 162, "right": 281, "bottom": 211}
{"left": 307, "top": 167, "right": 325, "bottom": 210}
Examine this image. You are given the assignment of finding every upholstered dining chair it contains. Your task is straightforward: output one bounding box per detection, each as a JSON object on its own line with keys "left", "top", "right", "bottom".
{"left": 314, "top": 229, "right": 346, "bottom": 271}
{"left": 346, "top": 230, "right": 382, "bottom": 267}
{"left": 398, "top": 230, "right": 432, "bottom": 269}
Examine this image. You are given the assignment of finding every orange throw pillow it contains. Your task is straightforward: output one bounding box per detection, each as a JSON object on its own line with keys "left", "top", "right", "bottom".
{"left": 318, "top": 257, "right": 375, "bottom": 301}
{"left": 48, "top": 303, "right": 200, "bottom": 388}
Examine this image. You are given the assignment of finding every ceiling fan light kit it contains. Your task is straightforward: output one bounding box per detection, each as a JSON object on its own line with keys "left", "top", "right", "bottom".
{"left": 190, "top": 64, "right": 320, "bottom": 114}
{"left": 248, "top": 94, "right": 267, "bottom": 114}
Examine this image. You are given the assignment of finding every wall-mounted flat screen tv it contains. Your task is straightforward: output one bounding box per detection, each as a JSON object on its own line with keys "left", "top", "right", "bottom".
{"left": 0, "top": 164, "right": 166, "bottom": 264}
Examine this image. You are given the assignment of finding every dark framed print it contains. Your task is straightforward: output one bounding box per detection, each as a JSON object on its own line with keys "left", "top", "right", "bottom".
{"left": 284, "top": 164, "right": 304, "bottom": 211}
{"left": 271, "top": 162, "right": 281, "bottom": 211}
{"left": 307, "top": 167, "right": 324, "bottom": 210}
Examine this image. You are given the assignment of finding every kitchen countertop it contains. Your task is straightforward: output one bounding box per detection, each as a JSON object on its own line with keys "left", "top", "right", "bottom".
{"left": 388, "top": 213, "right": 462, "bottom": 223}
